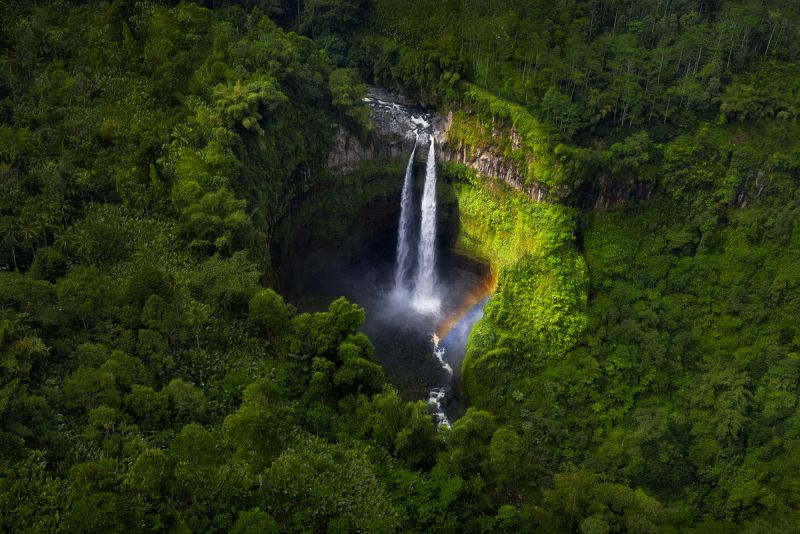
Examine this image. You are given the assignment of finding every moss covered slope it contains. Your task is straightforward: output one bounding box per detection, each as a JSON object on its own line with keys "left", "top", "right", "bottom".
{"left": 442, "top": 163, "right": 589, "bottom": 408}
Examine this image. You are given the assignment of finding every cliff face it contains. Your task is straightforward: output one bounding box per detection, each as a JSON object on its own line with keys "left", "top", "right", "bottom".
{"left": 328, "top": 88, "right": 547, "bottom": 200}
{"left": 326, "top": 124, "right": 414, "bottom": 169}
{"left": 327, "top": 87, "right": 432, "bottom": 171}
{"left": 328, "top": 87, "right": 650, "bottom": 209}
{"left": 578, "top": 174, "right": 656, "bottom": 210}
{"left": 435, "top": 110, "right": 551, "bottom": 202}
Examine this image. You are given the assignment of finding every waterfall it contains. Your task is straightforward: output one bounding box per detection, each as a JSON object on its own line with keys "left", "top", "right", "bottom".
{"left": 412, "top": 136, "right": 440, "bottom": 313}
{"left": 394, "top": 139, "right": 417, "bottom": 293}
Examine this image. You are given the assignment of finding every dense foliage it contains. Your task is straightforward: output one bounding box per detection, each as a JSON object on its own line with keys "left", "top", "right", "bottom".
{"left": 453, "top": 122, "right": 800, "bottom": 531}
{"left": 3, "top": 0, "right": 800, "bottom": 532}
{"left": 361, "top": 0, "right": 799, "bottom": 139}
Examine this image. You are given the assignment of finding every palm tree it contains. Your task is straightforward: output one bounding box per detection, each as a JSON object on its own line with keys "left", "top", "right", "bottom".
{"left": 185, "top": 301, "right": 210, "bottom": 349}
{"left": 54, "top": 227, "right": 77, "bottom": 255}
{"left": 17, "top": 217, "right": 40, "bottom": 259}
{"left": 54, "top": 226, "right": 94, "bottom": 261}
{"left": 35, "top": 204, "right": 60, "bottom": 247}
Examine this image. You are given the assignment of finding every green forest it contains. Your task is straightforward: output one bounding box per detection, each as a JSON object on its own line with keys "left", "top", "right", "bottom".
{"left": 2, "top": 0, "right": 800, "bottom": 532}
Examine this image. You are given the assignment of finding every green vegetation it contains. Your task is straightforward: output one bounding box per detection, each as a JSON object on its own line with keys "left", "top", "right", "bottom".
{"left": 443, "top": 163, "right": 589, "bottom": 404}
{"left": 352, "top": 0, "right": 799, "bottom": 196}
{"left": 447, "top": 85, "right": 567, "bottom": 189}
{"left": 452, "top": 117, "right": 800, "bottom": 529}
{"left": 362, "top": 0, "right": 799, "bottom": 140}
{"left": 3, "top": 0, "right": 800, "bottom": 532}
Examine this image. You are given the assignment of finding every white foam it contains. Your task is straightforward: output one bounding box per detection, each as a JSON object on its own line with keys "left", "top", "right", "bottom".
{"left": 410, "top": 115, "right": 430, "bottom": 129}
{"left": 433, "top": 345, "right": 452, "bottom": 375}
{"left": 427, "top": 387, "right": 450, "bottom": 427}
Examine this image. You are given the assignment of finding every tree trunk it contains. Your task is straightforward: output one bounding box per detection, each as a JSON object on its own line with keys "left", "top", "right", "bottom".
{"left": 693, "top": 47, "right": 702, "bottom": 75}
{"left": 621, "top": 100, "right": 628, "bottom": 127}
{"left": 727, "top": 30, "right": 736, "bottom": 69}
{"left": 774, "top": 21, "right": 786, "bottom": 53}
{"left": 656, "top": 49, "right": 664, "bottom": 84}
{"left": 764, "top": 21, "right": 777, "bottom": 55}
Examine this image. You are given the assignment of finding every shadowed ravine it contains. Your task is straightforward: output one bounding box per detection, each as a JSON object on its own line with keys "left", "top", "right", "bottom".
{"left": 283, "top": 90, "right": 494, "bottom": 423}
{"left": 285, "top": 220, "right": 491, "bottom": 423}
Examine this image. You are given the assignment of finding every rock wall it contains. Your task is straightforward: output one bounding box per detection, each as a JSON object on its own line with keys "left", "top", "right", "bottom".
{"left": 578, "top": 174, "right": 656, "bottom": 210}
{"left": 435, "top": 111, "right": 551, "bottom": 202}
{"left": 326, "top": 124, "right": 415, "bottom": 170}
{"left": 328, "top": 87, "right": 652, "bottom": 210}
{"left": 328, "top": 88, "right": 547, "bottom": 201}
{"left": 327, "top": 87, "right": 433, "bottom": 171}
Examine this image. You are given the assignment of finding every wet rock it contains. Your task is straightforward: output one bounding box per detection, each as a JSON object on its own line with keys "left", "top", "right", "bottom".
{"left": 327, "top": 87, "right": 435, "bottom": 171}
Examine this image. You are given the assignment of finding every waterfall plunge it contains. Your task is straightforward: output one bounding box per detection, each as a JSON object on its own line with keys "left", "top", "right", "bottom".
{"left": 411, "top": 136, "right": 440, "bottom": 314}
{"left": 393, "top": 140, "right": 417, "bottom": 294}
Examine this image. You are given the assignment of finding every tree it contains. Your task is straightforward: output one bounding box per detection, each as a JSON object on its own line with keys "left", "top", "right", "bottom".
{"left": 57, "top": 266, "right": 108, "bottom": 331}
{"left": 167, "top": 423, "right": 251, "bottom": 532}
{"left": 124, "top": 263, "right": 175, "bottom": 309}
{"left": 184, "top": 300, "right": 210, "bottom": 349}
{"left": 333, "top": 341, "right": 384, "bottom": 396}
{"left": 29, "top": 247, "right": 66, "bottom": 282}
{"left": 262, "top": 436, "right": 399, "bottom": 532}
{"left": 127, "top": 448, "right": 173, "bottom": 500}
{"left": 544, "top": 465, "right": 663, "bottom": 531}
{"left": 488, "top": 427, "right": 526, "bottom": 497}
{"left": 124, "top": 385, "right": 168, "bottom": 428}
{"left": 328, "top": 68, "right": 369, "bottom": 128}
{"left": 443, "top": 409, "right": 497, "bottom": 476}
{"left": 248, "top": 288, "right": 294, "bottom": 344}
{"left": 0, "top": 453, "right": 68, "bottom": 532}
{"left": 63, "top": 491, "right": 143, "bottom": 533}
{"left": 609, "top": 131, "right": 652, "bottom": 175}
{"left": 162, "top": 379, "right": 207, "bottom": 424}
{"left": 0, "top": 216, "right": 19, "bottom": 271}
{"left": 63, "top": 367, "right": 120, "bottom": 411}
{"left": 83, "top": 405, "right": 137, "bottom": 455}
{"left": 190, "top": 251, "right": 260, "bottom": 312}
{"left": 361, "top": 388, "right": 441, "bottom": 468}
{"left": 231, "top": 509, "right": 279, "bottom": 534}
{"left": 223, "top": 378, "right": 292, "bottom": 469}
{"left": 141, "top": 294, "right": 183, "bottom": 347}
{"left": 300, "top": 0, "right": 366, "bottom": 39}
{"left": 99, "top": 351, "right": 150, "bottom": 391}
{"left": 213, "top": 75, "right": 287, "bottom": 139}
{"left": 179, "top": 187, "right": 251, "bottom": 255}
{"left": 289, "top": 297, "right": 366, "bottom": 358}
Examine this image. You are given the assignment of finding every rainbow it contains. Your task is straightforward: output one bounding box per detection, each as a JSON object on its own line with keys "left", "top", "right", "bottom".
{"left": 435, "top": 269, "right": 497, "bottom": 339}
